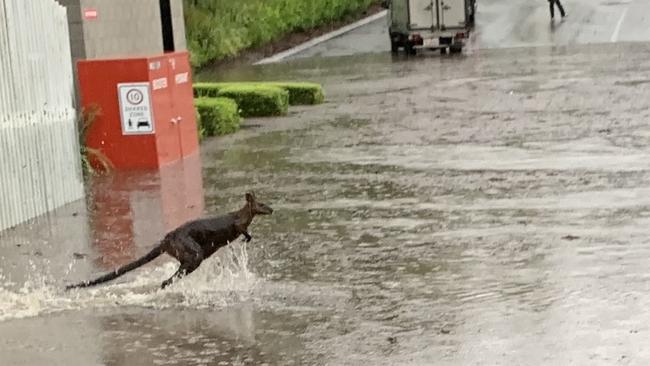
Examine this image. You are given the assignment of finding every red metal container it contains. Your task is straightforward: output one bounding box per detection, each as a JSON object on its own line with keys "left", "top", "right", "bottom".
{"left": 77, "top": 51, "right": 199, "bottom": 170}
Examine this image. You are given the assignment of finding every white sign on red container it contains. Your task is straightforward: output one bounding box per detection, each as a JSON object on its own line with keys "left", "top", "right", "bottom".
{"left": 152, "top": 77, "right": 168, "bottom": 90}
{"left": 175, "top": 72, "right": 188, "bottom": 84}
{"left": 117, "top": 83, "right": 155, "bottom": 135}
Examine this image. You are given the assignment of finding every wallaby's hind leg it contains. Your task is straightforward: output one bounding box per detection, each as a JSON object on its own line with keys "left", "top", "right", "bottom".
{"left": 161, "top": 236, "right": 204, "bottom": 289}
{"left": 242, "top": 231, "right": 252, "bottom": 242}
{"left": 161, "top": 262, "right": 199, "bottom": 289}
{"left": 161, "top": 268, "right": 181, "bottom": 289}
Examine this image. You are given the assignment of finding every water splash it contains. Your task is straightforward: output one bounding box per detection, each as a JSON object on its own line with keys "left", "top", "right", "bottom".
{"left": 0, "top": 242, "right": 257, "bottom": 322}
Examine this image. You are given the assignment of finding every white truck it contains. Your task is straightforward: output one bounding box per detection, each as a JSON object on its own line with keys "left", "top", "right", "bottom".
{"left": 383, "top": 0, "right": 476, "bottom": 55}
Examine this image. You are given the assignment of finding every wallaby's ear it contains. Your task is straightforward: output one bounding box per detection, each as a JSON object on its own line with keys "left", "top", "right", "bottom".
{"left": 245, "top": 192, "right": 254, "bottom": 202}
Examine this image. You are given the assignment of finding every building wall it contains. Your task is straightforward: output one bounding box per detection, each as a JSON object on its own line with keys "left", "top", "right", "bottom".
{"left": 80, "top": 0, "right": 164, "bottom": 59}
{"left": 56, "top": 0, "right": 86, "bottom": 60}
{"left": 58, "top": 0, "right": 187, "bottom": 60}
{"left": 171, "top": 0, "right": 187, "bottom": 51}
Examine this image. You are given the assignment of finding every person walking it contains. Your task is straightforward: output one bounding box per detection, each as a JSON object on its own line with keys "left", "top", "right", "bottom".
{"left": 548, "top": 0, "right": 566, "bottom": 20}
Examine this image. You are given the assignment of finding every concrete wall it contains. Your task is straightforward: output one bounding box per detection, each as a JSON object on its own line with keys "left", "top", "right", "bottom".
{"left": 80, "top": 0, "right": 164, "bottom": 59}
{"left": 56, "top": 0, "right": 86, "bottom": 60}
{"left": 58, "top": 0, "right": 186, "bottom": 61}
{"left": 171, "top": 0, "right": 187, "bottom": 51}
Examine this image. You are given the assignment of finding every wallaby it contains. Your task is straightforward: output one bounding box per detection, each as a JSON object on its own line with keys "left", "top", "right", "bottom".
{"left": 66, "top": 192, "right": 273, "bottom": 290}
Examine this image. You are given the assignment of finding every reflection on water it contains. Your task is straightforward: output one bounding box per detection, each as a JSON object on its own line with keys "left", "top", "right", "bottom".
{"left": 0, "top": 154, "right": 210, "bottom": 315}
{"left": 87, "top": 153, "right": 205, "bottom": 270}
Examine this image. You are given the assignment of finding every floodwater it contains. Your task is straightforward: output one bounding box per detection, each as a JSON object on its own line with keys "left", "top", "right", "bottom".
{"left": 4, "top": 13, "right": 650, "bottom": 366}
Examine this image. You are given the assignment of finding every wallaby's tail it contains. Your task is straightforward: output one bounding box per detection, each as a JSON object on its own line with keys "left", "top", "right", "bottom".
{"left": 65, "top": 245, "right": 164, "bottom": 290}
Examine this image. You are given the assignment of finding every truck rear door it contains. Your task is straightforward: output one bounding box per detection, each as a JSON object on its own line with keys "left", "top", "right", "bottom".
{"left": 408, "top": 0, "right": 435, "bottom": 30}
{"left": 440, "top": 0, "right": 467, "bottom": 29}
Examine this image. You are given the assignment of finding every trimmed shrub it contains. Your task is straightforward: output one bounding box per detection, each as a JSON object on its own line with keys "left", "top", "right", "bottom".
{"left": 194, "top": 82, "right": 325, "bottom": 105}
{"left": 184, "top": 0, "right": 379, "bottom": 67}
{"left": 267, "top": 82, "right": 325, "bottom": 105}
{"left": 216, "top": 85, "right": 289, "bottom": 117}
{"left": 194, "top": 97, "right": 241, "bottom": 136}
{"left": 195, "top": 107, "right": 206, "bottom": 141}
{"left": 193, "top": 82, "right": 221, "bottom": 98}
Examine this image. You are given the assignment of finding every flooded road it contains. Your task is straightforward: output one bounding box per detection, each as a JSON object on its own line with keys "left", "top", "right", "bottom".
{"left": 4, "top": 36, "right": 650, "bottom": 366}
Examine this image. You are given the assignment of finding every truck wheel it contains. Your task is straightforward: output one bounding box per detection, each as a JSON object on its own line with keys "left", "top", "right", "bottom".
{"left": 405, "top": 42, "right": 416, "bottom": 55}
{"left": 450, "top": 44, "right": 463, "bottom": 54}
{"left": 391, "top": 40, "right": 399, "bottom": 53}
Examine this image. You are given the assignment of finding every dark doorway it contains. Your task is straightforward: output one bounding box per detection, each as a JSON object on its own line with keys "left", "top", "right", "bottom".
{"left": 159, "top": 0, "right": 175, "bottom": 52}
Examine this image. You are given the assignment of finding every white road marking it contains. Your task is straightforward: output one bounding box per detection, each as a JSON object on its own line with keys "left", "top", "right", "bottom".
{"left": 611, "top": 6, "right": 629, "bottom": 42}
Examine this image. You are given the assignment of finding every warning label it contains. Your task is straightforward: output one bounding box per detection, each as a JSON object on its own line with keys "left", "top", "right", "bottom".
{"left": 117, "top": 83, "right": 155, "bottom": 135}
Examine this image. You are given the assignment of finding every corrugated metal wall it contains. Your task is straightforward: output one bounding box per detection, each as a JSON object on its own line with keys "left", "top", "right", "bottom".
{"left": 0, "top": 0, "right": 84, "bottom": 232}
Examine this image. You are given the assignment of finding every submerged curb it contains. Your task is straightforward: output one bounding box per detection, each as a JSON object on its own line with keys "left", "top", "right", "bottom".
{"left": 254, "top": 10, "right": 388, "bottom": 65}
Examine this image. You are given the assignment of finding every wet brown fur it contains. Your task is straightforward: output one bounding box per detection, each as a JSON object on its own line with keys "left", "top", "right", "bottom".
{"left": 66, "top": 192, "right": 273, "bottom": 290}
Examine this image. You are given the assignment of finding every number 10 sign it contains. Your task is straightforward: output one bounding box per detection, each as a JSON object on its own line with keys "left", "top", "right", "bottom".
{"left": 117, "top": 83, "right": 155, "bottom": 135}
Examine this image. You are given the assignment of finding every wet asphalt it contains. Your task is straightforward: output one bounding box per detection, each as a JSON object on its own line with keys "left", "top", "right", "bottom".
{"left": 3, "top": 1, "right": 650, "bottom": 365}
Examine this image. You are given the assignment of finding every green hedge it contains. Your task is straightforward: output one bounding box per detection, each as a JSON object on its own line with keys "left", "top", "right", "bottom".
{"left": 194, "top": 82, "right": 324, "bottom": 105}
{"left": 184, "top": 0, "right": 378, "bottom": 67}
{"left": 193, "top": 82, "right": 221, "bottom": 98}
{"left": 195, "top": 107, "right": 205, "bottom": 141}
{"left": 270, "top": 82, "right": 325, "bottom": 105}
{"left": 194, "top": 97, "right": 241, "bottom": 136}
{"left": 215, "top": 85, "right": 289, "bottom": 117}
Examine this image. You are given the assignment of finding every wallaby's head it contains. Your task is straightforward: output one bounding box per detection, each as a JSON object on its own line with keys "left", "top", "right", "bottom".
{"left": 246, "top": 192, "right": 273, "bottom": 215}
